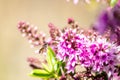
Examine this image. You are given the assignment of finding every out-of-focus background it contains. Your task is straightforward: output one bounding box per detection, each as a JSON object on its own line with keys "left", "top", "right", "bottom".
{"left": 0, "top": 0, "right": 107, "bottom": 80}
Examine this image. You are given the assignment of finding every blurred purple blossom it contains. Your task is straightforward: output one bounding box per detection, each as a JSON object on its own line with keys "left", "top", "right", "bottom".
{"left": 93, "top": 4, "right": 120, "bottom": 45}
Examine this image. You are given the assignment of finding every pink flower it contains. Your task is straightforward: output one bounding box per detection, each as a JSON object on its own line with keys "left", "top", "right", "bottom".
{"left": 17, "top": 21, "right": 46, "bottom": 47}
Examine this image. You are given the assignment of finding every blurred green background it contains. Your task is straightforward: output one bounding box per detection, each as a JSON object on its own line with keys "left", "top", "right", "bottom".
{"left": 0, "top": 0, "right": 106, "bottom": 80}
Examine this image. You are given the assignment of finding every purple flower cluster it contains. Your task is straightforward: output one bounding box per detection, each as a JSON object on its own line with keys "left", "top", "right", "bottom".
{"left": 57, "top": 27, "right": 120, "bottom": 77}
{"left": 57, "top": 28, "right": 89, "bottom": 73}
{"left": 85, "top": 37, "right": 120, "bottom": 77}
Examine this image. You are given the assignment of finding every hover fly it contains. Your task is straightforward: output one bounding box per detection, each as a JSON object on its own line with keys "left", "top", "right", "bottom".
{"left": 39, "top": 42, "right": 48, "bottom": 53}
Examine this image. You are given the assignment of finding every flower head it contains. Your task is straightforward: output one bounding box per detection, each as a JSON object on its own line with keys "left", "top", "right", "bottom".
{"left": 56, "top": 24, "right": 120, "bottom": 78}
{"left": 57, "top": 28, "right": 89, "bottom": 73}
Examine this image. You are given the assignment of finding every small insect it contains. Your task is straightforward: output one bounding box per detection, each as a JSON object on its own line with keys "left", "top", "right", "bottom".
{"left": 39, "top": 42, "right": 48, "bottom": 53}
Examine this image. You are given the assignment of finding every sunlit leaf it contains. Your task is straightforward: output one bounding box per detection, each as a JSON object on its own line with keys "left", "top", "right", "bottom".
{"left": 30, "top": 69, "right": 53, "bottom": 78}
{"left": 110, "top": 0, "right": 118, "bottom": 7}
{"left": 46, "top": 46, "right": 57, "bottom": 71}
{"left": 30, "top": 47, "right": 65, "bottom": 79}
{"left": 42, "top": 63, "right": 51, "bottom": 72}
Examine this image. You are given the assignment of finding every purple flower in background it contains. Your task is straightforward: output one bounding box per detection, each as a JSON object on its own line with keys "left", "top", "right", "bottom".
{"left": 93, "top": 11, "right": 109, "bottom": 34}
{"left": 110, "top": 4, "right": 120, "bottom": 27}
{"left": 93, "top": 4, "right": 120, "bottom": 45}
{"left": 119, "top": 0, "right": 120, "bottom": 5}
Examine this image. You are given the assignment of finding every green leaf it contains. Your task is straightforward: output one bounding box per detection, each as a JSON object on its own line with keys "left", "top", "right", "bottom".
{"left": 56, "top": 61, "right": 66, "bottom": 76}
{"left": 30, "top": 69, "right": 53, "bottom": 78}
{"left": 29, "top": 47, "right": 65, "bottom": 79}
{"left": 56, "top": 61, "right": 62, "bottom": 76}
{"left": 42, "top": 63, "right": 51, "bottom": 72}
{"left": 110, "top": 0, "right": 118, "bottom": 7}
{"left": 46, "top": 46, "right": 56, "bottom": 71}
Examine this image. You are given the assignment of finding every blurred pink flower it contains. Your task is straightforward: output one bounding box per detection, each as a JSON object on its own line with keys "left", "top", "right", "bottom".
{"left": 66, "top": 0, "right": 101, "bottom": 4}
{"left": 17, "top": 21, "right": 46, "bottom": 47}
